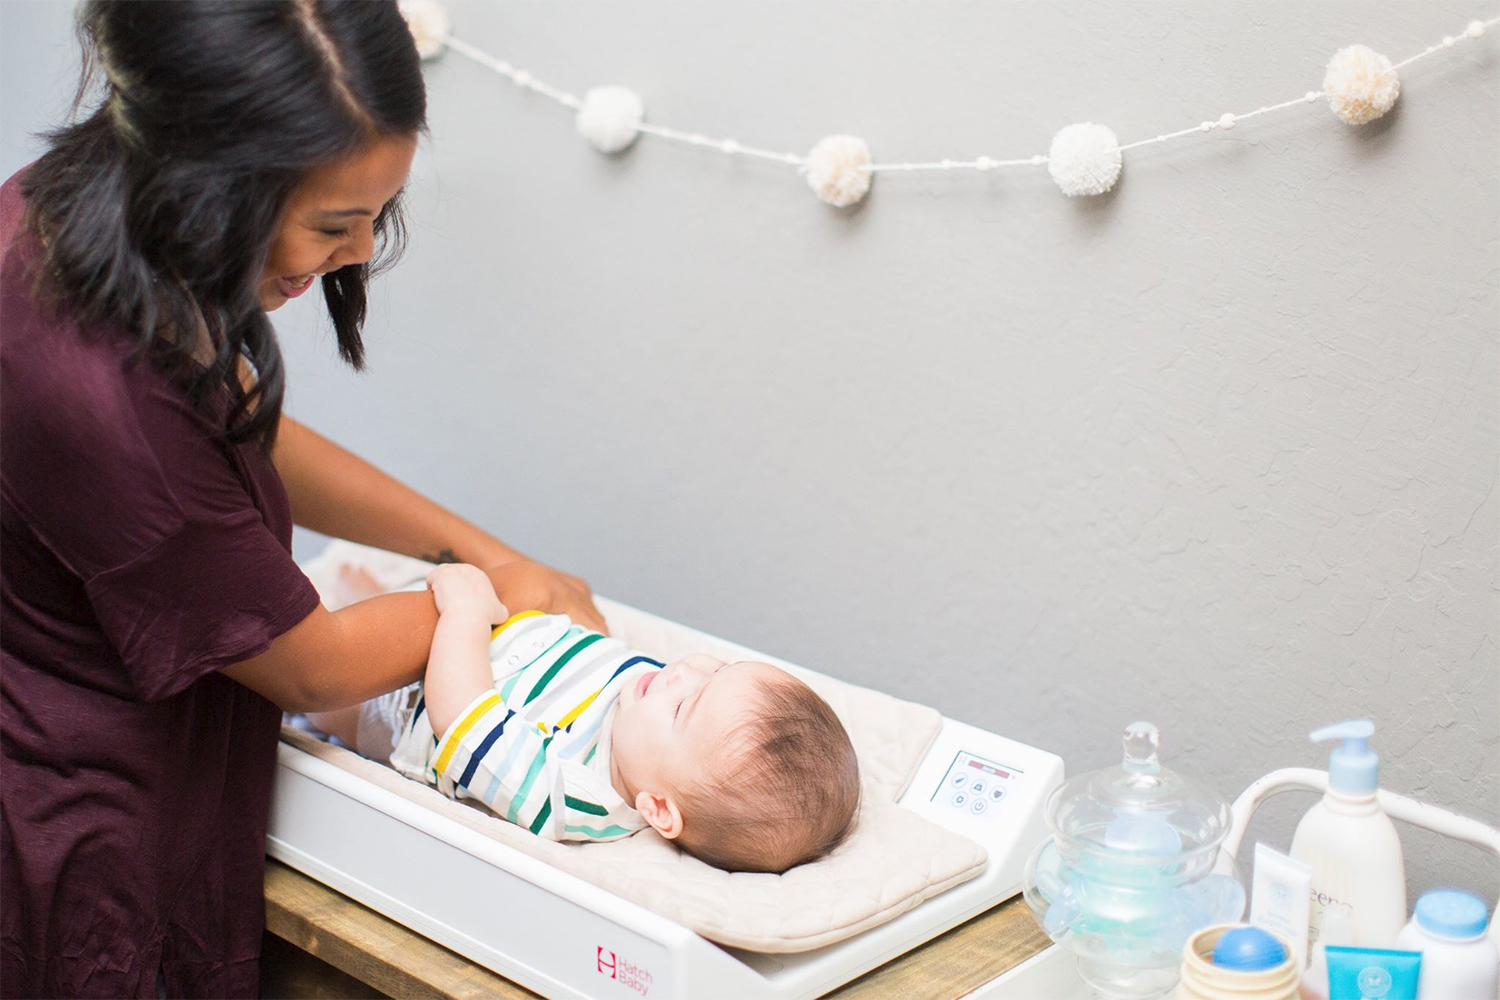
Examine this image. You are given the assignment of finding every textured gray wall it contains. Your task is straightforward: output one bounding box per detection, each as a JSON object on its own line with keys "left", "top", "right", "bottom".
{"left": 4, "top": 2, "right": 1496, "bottom": 902}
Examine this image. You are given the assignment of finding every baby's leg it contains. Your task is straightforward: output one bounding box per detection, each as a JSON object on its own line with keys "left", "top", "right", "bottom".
{"left": 310, "top": 685, "right": 422, "bottom": 762}
{"left": 307, "top": 705, "right": 363, "bottom": 747}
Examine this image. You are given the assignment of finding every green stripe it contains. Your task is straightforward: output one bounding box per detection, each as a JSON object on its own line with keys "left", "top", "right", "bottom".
{"left": 564, "top": 795, "right": 609, "bottom": 816}
{"left": 498, "top": 623, "right": 570, "bottom": 701}
{"left": 565, "top": 824, "right": 633, "bottom": 839}
{"left": 499, "top": 670, "right": 524, "bottom": 703}
{"left": 507, "top": 737, "right": 553, "bottom": 823}
{"left": 528, "top": 798, "right": 553, "bottom": 835}
{"left": 522, "top": 634, "right": 605, "bottom": 706}
{"left": 582, "top": 745, "right": 597, "bottom": 765}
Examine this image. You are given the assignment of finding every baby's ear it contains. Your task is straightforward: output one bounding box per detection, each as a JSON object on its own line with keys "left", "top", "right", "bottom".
{"left": 634, "top": 790, "right": 684, "bottom": 840}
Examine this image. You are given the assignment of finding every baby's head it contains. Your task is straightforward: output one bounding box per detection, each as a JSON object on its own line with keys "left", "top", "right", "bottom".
{"left": 609, "top": 654, "right": 860, "bottom": 873}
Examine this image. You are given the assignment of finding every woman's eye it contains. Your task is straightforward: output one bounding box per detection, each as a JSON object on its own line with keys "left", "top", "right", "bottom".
{"left": 674, "top": 700, "right": 682, "bottom": 719}
{"left": 320, "top": 227, "right": 350, "bottom": 239}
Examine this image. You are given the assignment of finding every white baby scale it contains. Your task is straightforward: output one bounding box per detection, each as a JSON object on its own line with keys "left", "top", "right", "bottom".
{"left": 267, "top": 593, "right": 1064, "bottom": 1000}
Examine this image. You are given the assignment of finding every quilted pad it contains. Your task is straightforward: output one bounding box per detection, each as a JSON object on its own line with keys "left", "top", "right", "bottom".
{"left": 287, "top": 541, "right": 988, "bottom": 953}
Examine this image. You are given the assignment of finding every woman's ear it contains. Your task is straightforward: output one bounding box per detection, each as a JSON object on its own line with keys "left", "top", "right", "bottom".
{"left": 634, "top": 790, "right": 684, "bottom": 840}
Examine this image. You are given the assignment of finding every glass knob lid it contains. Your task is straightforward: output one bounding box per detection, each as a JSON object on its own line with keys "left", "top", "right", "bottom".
{"left": 1122, "top": 721, "right": 1162, "bottom": 776}
{"left": 1044, "top": 721, "right": 1231, "bottom": 858}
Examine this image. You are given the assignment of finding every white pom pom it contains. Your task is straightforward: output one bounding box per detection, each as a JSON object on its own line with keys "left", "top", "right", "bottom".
{"left": 574, "top": 86, "right": 645, "bottom": 154}
{"left": 397, "top": 0, "right": 450, "bottom": 61}
{"left": 805, "top": 135, "right": 873, "bottom": 207}
{"left": 1323, "top": 45, "right": 1400, "bottom": 125}
{"left": 1464, "top": 20, "right": 1486, "bottom": 39}
{"left": 1047, "top": 122, "right": 1122, "bottom": 197}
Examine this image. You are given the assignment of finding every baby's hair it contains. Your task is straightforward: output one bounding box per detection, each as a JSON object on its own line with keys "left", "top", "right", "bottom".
{"left": 678, "top": 672, "right": 860, "bottom": 874}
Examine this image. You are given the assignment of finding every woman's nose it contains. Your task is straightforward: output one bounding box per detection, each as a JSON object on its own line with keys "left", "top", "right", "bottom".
{"left": 329, "top": 227, "right": 375, "bottom": 270}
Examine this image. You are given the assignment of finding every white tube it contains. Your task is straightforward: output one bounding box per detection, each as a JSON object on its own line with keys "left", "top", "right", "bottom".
{"left": 1250, "top": 842, "right": 1313, "bottom": 971}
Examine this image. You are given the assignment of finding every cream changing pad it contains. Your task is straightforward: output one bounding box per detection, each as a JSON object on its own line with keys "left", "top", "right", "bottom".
{"left": 289, "top": 542, "right": 987, "bottom": 953}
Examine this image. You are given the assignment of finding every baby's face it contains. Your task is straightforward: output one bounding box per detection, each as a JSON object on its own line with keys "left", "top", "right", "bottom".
{"left": 609, "top": 654, "right": 785, "bottom": 822}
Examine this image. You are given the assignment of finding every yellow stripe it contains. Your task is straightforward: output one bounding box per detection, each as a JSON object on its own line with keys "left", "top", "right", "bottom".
{"left": 553, "top": 688, "right": 602, "bottom": 731}
{"left": 491, "top": 609, "right": 544, "bottom": 640}
{"left": 434, "top": 693, "right": 502, "bottom": 774}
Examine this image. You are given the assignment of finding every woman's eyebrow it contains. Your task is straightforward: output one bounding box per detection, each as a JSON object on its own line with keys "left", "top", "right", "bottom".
{"left": 315, "top": 207, "right": 374, "bottom": 219}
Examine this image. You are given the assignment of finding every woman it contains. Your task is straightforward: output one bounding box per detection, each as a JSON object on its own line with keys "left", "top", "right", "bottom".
{"left": 0, "top": 3, "right": 603, "bottom": 996}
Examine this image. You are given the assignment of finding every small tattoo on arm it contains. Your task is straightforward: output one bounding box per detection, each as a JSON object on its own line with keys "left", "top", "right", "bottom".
{"left": 422, "top": 548, "right": 461, "bottom": 565}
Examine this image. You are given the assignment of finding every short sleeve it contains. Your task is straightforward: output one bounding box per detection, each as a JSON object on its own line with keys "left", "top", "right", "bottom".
{"left": 433, "top": 692, "right": 553, "bottom": 830}
{"left": 83, "top": 510, "right": 320, "bottom": 700}
{"left": 0, "top": 310, "right": 320, "bottom": 701}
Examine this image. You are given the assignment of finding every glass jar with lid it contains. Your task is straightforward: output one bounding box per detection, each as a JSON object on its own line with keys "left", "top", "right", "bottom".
{"left": 1022, "top": 722, "right": 1246, "bottom": 999}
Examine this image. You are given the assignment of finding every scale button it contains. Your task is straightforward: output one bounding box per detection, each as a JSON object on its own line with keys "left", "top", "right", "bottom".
{"left": 951, "top": 791, "right": 968, "bottom": 808}
{"left": 970, "top": 778, "right": 987, "bottom": 795}
{"left": 950, "top": 772, "right": 967, "bottom": 787}
{"left": 990, "top": 787, "right": 1007, "bottom": 801}
{"left": 971, "top": 798, "right": 988, "bottom": 815}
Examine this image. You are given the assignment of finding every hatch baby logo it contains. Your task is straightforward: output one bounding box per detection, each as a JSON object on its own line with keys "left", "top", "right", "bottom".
{"left": 596, "top": 946, "right": 654, "bottom": 997}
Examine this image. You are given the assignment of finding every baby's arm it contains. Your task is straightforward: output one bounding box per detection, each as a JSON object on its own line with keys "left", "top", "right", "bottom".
{"left": 424, "top": 564, "right": 507, "bottom": 738}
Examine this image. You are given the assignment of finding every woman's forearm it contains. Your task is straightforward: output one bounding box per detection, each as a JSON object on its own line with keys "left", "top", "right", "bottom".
{"left": 223, "top": 591, "right": 439, "bottom": 713}
{"left": 274, "top": 414, "right": 523, "bottom": 567}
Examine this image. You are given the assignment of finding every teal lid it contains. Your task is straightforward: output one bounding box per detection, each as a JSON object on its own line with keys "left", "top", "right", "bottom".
{"left": 1310, "top": 720, "right": 1378, "bottom": 794}
{"left": 1415, "top": 889, "right": 1489, "bottom": 939}
{"left": 1212, "top": 926, "right": 1287, "bottom": 971}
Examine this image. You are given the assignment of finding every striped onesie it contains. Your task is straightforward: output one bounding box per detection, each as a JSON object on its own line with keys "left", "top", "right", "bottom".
{"left": 388, "top": 611, "right": 664, "bottom": 842}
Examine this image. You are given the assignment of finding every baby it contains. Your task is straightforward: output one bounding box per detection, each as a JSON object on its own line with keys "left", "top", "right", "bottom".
{"left": 312, "top": 565, "right": 860, "bottom": 874}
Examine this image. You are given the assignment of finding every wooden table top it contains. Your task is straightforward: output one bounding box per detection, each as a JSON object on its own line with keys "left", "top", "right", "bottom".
{"left": 262, "top": 858, "right": 1051, "bottom": 1000}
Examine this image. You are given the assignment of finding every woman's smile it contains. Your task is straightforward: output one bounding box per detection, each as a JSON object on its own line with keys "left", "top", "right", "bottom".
{"left": 277, "top": 273, "right": 317, "bottom": 298}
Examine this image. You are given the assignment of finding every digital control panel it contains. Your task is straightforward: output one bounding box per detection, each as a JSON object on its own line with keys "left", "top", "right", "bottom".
{"left": 930, "top": 750, "right": 1022, "bottom": 822}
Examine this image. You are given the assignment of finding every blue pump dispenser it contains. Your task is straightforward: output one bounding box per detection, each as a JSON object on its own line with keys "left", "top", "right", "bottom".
{"left": 1309, "top": 720, "right": 1378, "bottom": 795}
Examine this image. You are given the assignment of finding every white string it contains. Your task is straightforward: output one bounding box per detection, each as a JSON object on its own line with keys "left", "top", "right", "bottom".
{"left": 1392, "top": 14, "right": 1500, "bottom": 70}
{"left": 436, "top": 14, "right": 1497, "bottom": 176}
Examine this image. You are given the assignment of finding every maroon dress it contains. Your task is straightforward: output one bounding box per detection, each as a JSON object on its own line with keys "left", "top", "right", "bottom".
{"left": 0, "top": 166, "right": 321, "bottom": 998}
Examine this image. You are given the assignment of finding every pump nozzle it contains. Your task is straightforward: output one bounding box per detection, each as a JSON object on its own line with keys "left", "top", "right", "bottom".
{"left": 1310, "top": 719, "right": 1379, "bottom": 795}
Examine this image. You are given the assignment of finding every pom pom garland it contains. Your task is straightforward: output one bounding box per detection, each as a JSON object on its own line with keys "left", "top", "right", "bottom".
{"left": 1048, "top": 123, "right": 1123, "bottom": 197}
{"left": 575, "top": 86, "right": 646, "bottom": 153}
{"left": 408, "top": 3, "right": 1498, "bottom": 205}
{"left": 1323, "top": 45, "right": 1401, "bottom": 124}
{"left": 805, "top": 135, "right": 874, "bottom": 207}
{"left": 397, "top": 0, "right": 450, "bottom": 61}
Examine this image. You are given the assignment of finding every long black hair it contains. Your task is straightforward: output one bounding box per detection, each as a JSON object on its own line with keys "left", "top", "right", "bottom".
{"left": 20, "top": 0, "right": 428, "bottom": 448}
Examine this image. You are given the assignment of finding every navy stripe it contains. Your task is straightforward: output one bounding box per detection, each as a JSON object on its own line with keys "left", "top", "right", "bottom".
{"left": 608, "top": 656, "right": 664, "bottom": 683}
{"left": 413, "top": 695, "right": 426, "bottom": 721}
{"left": 457, "top": 708, "right": 515, "bottom": 789}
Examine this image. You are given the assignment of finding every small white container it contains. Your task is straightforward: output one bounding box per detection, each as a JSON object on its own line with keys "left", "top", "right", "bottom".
{"left": 1301, "top": 903, "right": 1354, "bottom": 1000}
{"left": 1395, "top": 889, "right": 1499, "bottom": 1000}
{"left": 1250, "top": 843, "right": 1311, "bottom": 971}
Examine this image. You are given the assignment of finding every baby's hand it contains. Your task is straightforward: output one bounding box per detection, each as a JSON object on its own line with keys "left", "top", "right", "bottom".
{"left": 427, "top": 564, "right": 507, "bottom": 624}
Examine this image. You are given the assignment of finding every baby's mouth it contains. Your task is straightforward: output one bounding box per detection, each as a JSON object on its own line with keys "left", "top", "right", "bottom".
{"left": 635, "top": 671, "right": 657, "bottom": 700}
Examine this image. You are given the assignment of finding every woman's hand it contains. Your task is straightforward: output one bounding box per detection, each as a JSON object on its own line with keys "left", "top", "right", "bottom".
{"left": 485, "top": 560, "right": 608, "bottom": 634}
{"left": 427, "top": 564, "right": 507, "bottom": 624}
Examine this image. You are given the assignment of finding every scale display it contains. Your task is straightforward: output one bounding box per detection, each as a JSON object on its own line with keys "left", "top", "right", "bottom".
{"left": 930, "top": 751, "right": 1024, "bottom": 822}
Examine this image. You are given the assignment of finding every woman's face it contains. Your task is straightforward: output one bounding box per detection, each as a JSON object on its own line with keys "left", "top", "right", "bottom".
{"left": 259, "top": 134, "right": 418, "bottom": 312}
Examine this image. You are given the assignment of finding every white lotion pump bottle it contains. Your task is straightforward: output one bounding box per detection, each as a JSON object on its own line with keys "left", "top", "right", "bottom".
{"left": 1290, "top": 720, "right": 1407, "bottom": 947}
